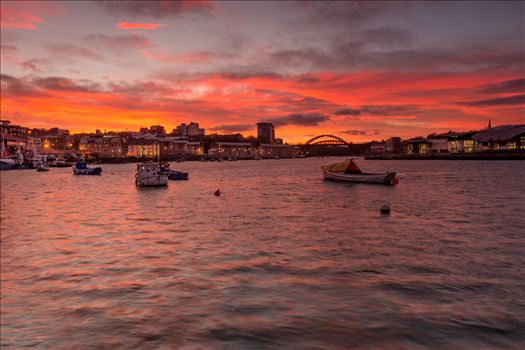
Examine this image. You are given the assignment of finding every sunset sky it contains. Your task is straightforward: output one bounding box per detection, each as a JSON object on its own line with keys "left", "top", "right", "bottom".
{"left": 1, "top": 1, "right": 524, "bottom": 143}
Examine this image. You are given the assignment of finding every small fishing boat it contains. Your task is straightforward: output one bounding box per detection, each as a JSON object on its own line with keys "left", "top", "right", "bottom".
{"left": 72, "top": 158, "right": 102, "bottom": 175}
{"left": 322, "top": 159, "right": 397, "bottom": 185}
{"left": 135, "top": 162, "right": 168, "bottom": 187}
{"left": 0, "top": 139, "right": 16, "bottom": 170}
{"left": 36, "top": 163, "right": 50, "bottom": 172}
{"left": 159, "top": 162, "right": 189, "bottom": 180}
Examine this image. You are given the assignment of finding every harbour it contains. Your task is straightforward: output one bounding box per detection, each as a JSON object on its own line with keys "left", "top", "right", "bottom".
{"left": 1, "top": 158, "right": 524, "bottom": 349}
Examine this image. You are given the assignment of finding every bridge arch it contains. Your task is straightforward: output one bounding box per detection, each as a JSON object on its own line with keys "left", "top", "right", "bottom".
{"left": 305, "top": 134, "right": 349, "bottom": 145}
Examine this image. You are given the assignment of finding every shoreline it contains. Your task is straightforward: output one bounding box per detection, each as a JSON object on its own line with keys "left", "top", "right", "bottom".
{"left": 365, "top": 153, "right": 525, "bottom": 160}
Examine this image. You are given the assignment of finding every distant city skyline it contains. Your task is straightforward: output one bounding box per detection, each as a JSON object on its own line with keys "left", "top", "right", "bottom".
{"left": 1, "top": 1, "right": 524, "bottom": 143}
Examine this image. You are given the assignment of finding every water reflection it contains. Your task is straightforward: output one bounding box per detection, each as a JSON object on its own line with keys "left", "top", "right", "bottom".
{"left": 1, "top": 158, "right": 524, "bottom": 349}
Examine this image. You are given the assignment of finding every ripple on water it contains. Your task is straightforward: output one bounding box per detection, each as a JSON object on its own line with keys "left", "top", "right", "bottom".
{"left": 1, "top": 160, "right": 524, "bottom": 349}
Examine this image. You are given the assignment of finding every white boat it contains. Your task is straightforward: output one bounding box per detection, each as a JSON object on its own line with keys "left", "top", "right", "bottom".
{"left": 135, "top": 162, "right": 168, "bottom": 187}
{"left": 322, "top": 159, "right": 397, "bottom": 185}
{"left": 36, "top": 163, "right": 50, "bottom": 172}
{"left": 0, "top": 137, "right": 16, "bottom": 170}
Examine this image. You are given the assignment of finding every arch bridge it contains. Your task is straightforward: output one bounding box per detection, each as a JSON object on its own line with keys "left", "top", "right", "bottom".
{"left": 305, "top": 134, "right": 349, "bottom": 146}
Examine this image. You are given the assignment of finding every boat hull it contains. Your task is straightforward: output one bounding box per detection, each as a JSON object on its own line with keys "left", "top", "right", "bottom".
{"left": 0, "top": 159, "right": 16, "bottom": 170}
{"left": 136, "top": 174, "right": 168, "bottom": 187}
{"left": 163, "top": 170, "right": 188, "bottom": 180}
{"left": 73, "top": 166, "right": 102, "bottom": 175}
{"left": 323, "top": 170, "right": 396, "bottom": 184}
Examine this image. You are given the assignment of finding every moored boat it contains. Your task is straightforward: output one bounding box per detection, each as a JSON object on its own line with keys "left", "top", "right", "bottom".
{"left": 72, "top": 158, "right": 102, "bottom": 175}
{"left": 135, "top": 162, "right": 168, "bottom": 187}
{"left": 159, "top": 162, "right": 189, "bottom": 180}
{"left": 0, "top": 137, "right": 16, "bottom": 170}
{"left": 36, "top": 163, "right": 50, "bottom": 172}
{"left": 322, "top": 159, "right": 397, "bottom": 185}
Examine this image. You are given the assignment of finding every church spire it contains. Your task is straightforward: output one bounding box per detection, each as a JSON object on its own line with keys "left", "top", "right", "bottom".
{"left": 488, "top": 119, "right": 492, "bottom": 129}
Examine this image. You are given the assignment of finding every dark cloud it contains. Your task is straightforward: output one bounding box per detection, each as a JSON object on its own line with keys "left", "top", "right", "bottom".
{"left": 340, "top": 129, "right": 381, "bottom": 136}
{"left": 96, "top": 1, "right": 215, "bottom": 18}
{"left": 458, "top": 94, "right": 525, "bottom": 107}
{"left": 265, "top": 113, "right": 329, "bottom": 127}
{"left": 1, "top": 74, "right": 44, "bottom": 97}
{"left": 358, "top": 28, "right": 414, "bottom": 48}
{"left": 33, "top": 77, "right": 102, "bottom": 92}
{"left": 220, "top": 72, "right": 282, "bottom": 80}
{"left": 84, "top": 33, "right": 152, "bottom": 50}
{"left": 335, "top": 105, "right": 424, "bottom": 117}
{"left": 334, "top": 108, "right": 361, "bottom": 116}
{"left": 478, "top": 78, "right": 525, "bottom": 94}
{"left": 209, "top": 124, "right": 252, "bottom": 132}
{"left": 294, "top": 74, "right": 320, "bottom": 84}
{"left": 341, "top": 129, "right": 370, "bottom": 136}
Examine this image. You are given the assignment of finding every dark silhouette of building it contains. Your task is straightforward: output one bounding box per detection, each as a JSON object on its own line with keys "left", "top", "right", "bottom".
{"left": 257, "top": 122, "right": 275, "bottom": 144}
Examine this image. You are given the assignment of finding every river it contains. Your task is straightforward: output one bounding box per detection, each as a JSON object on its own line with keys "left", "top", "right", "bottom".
{"left": 1, "top": 158, "right": 524, "bottom": 349}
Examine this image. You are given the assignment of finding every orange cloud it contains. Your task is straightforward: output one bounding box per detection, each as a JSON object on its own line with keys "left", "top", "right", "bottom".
{"left": 0, "top": 7, "right": 42, "bottom": 29}
{"left": 1, "top": 71, "right": 523, "bottom": 143}
{"left": 116, "top": 22, "right": 166, "bottom": 30}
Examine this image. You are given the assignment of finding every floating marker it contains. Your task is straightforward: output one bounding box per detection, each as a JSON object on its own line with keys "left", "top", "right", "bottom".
{"left": 380, "top": 204, "right": 390, "bottom": 215}
{"left": 214, "top": 189, "right": 221, "bottom": 196}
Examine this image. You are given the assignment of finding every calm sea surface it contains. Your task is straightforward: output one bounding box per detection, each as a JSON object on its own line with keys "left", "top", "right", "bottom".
{"left": 1, "top": 158, "right": 524, "bottom": 349}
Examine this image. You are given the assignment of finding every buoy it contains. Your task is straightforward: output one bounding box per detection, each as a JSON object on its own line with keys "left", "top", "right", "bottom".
{"left": 214, "top": 189, "right": 221, "bottom": 196}
{"left": 393, "top": 178, "right": 399, "bottom": 184}
{"left": 380, "top": 204, "right": 390, "bottom": 215}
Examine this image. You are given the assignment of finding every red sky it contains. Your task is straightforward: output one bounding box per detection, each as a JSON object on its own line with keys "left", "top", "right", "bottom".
{"left": 1, "top": 1, "right": 524, "bottom": 143}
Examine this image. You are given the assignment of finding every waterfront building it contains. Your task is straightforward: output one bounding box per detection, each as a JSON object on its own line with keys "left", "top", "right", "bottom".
{"left": 127, "top": 138, "right": 160, "bottom": 159}
{"left": 386, "top": 137, "right": 402, "bottom": 153}
{"left": 428, "top": 138, "right": 449, "bottom": 153}
{"left": 27, "top": 136, "right": 43, "bottom": 151}
{"left": 432, "top": 131, "right": 477, "bottom": 153}
{"left": 31, "top": 127, "right": 70, "bottom": 150}
{"left": 257, "top": 143, "right": 295, "bottom": 158}
{"left": 405, "top": 138, "right": 431, "bottom": 154}
{"left": 472, "top": 124, "right": 525, "bottom": 151}
{"left": 369, "top": 142, "right": 387, "bottom": 154}
{"left": 158, "top": 137, "right": 203, "bottom": 158}
{"left": 257, "top": 123, "right": 275, "bottom": 144}
{"left": 79, "top": 135, "right": 123, "bottom": 158}
{"left": 208, "top": 142, "right": 254, "bottom": 159}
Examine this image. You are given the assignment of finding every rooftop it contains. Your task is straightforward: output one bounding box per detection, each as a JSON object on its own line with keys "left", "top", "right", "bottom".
{"left": 472, "top": 125, "right": 525, "bottom": 142}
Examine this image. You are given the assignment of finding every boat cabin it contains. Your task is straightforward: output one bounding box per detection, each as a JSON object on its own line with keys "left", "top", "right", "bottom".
{"left": 137, "top": 162, "right": 161, "bottom": 173}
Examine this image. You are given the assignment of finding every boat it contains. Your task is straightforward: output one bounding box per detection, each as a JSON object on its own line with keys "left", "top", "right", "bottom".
{"left": 159, "top": 162, "right": 189, "bottom": 181}
{"left": 72, "top": 158, "right": 102, "bottom": 175}
{"left": 322, "top": 159, "right": 397, "bottom": 185}
{"left": 135, "top": 162, "right": 168, "bottom": 187}
{"left": 25, "top": 150, "right": 43, "bottom": 168}
{"left": 36, "top": 163, "right": 50, "bottom": 172}
{"left": 0, "top": 138, "right": 16, "bottom": 170}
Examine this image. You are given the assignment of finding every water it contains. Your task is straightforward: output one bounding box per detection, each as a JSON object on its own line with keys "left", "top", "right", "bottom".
{"left": 1, "top": 158, "right": 524, "bottom": 349}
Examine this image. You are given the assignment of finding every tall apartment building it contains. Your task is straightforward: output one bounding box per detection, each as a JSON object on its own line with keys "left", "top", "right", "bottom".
{"left": 257, "top": 122, "right": 275, "bottom": 144}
